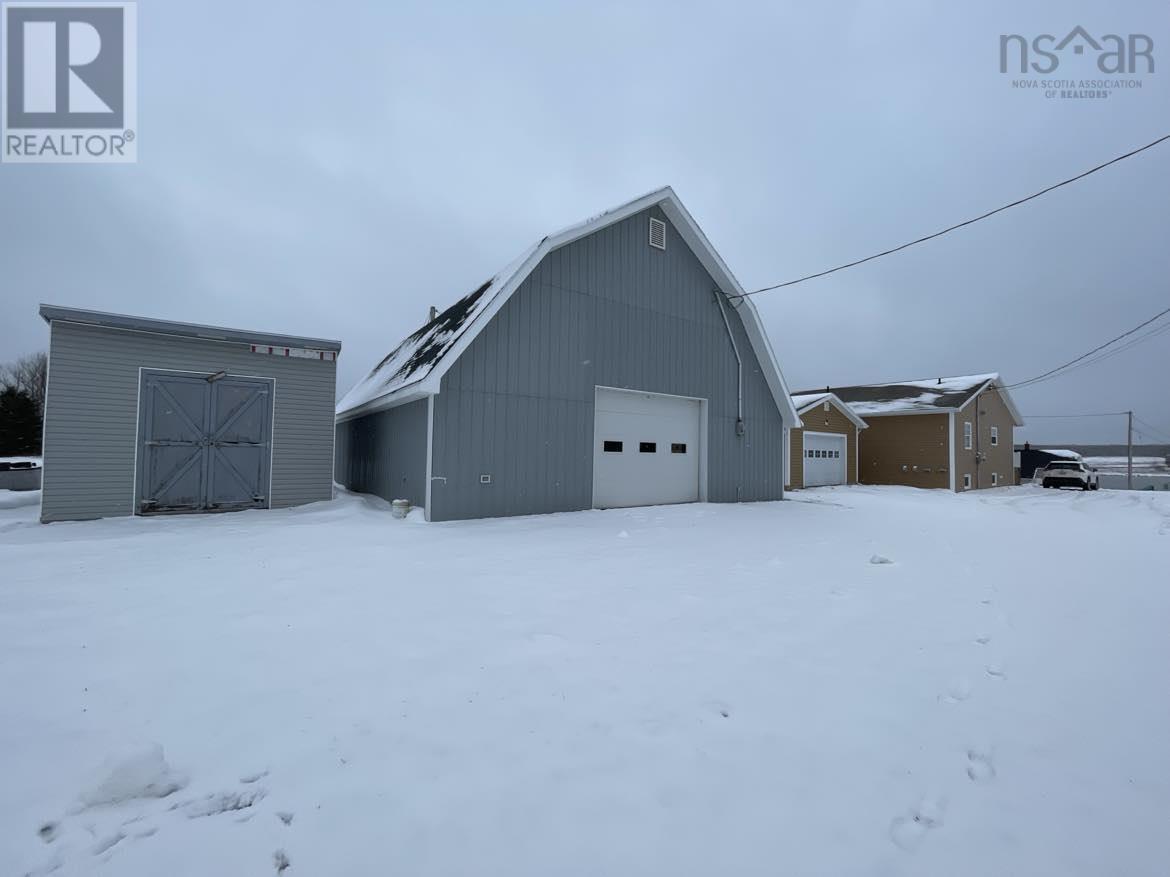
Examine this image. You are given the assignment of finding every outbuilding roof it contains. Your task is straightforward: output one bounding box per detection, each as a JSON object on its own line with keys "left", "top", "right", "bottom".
{"left": 798, "top": 373, "right": 1024, "bottom": 425}
{"left": 39, "top": 304, "right": 342, "bottom": 352}
{"left": 790, "top": 392, "right": 868, "bottom": 430}
{"left": 336, "top": 187, "right": 801, "bottom": 426}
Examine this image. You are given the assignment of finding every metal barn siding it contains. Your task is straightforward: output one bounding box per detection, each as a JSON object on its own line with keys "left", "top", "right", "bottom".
{"left": 428, "top": 206, "right": 785, "bottom": 522}
{"left": 41, "top": 319, "right": 338, "bottom": 523}
{"left": 334, "top": 399, "right": 429, "bottom": 508}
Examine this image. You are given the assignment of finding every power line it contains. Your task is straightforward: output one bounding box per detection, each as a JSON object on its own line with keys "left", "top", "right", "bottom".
{"left": 1133, "top": 415, "right": 1170, "bottom": 444}
{"left": 735, "top": 133, "right": 1170, "bottom": 298}
{"left": 1006, "top": 320, "right": 1170, "bottom": 392}
{"left": 1005, "top": 304, "right": 1170, "bottom": 390}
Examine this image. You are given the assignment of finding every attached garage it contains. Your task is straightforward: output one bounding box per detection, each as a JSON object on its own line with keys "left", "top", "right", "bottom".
{"left": 39, "top": 305, "right": 341, "bottom": 523}
{"left": 786, "top": 393, "right": 867, "bottom": 490}
{"left": 592, "top": 387, "right": 704, "bottom": 508}
{"left": 802, "top": 432, "right": 848, "bottom": 487}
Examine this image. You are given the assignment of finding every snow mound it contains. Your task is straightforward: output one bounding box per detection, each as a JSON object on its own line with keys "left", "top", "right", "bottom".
{"left": 79, "top": 745, "right": 188, "bottom": 808}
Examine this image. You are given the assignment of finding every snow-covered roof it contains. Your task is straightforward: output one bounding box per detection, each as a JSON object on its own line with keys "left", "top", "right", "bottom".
{"left": 790, "top": 392, "right": 868, "bottom": 430}
{"left": 337, "top": 187, "right": 801, "bottom": 426}
{"left": 798, "top": 373, "right": 1024, "bottom": 425}
{"left": 791, "top": 392, "right": 829, "bottom": 410}
{"left": 1038, "top": 448, "right": 1083, "bottom": 460}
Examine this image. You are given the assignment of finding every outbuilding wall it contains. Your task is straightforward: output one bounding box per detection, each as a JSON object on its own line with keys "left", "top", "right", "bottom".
{"left": 41, "top": 320, "right": 337, "bottom": 522}
{"left": 334, "top": 399, "right": 428, "bottom": 508}
{"left": 427, "top": 206, "right": 787, "bottom": 521}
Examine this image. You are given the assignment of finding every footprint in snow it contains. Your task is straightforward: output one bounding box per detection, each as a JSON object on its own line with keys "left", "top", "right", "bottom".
{"left": 966, "top": 749, "right": 996, "bottom": 783}
{"left": 92, "top": 831, "right": 125, "bottom": 856}
{"left": 869, "top": 554, "right": 894, "bottom": 565}
{"left": 985, "top": 664, "right": 1007, "bottom": 680}
{"left": 940, "top": 678, "right": 971, "bottom": 704}
{"left": 174, "top": 787, "right": 267, "bottom": 819}
{"left": 974, "top": 634, "right": 991, "bottom": 645}
{"left": 888, "top": 797, "right": 946, "bottom": 851}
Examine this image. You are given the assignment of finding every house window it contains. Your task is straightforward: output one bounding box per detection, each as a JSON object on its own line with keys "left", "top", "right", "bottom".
{"left": 963, "top": 473, "right": 972, "bottom": 489}
{"left": 992, "top": 472, "right": 999, "bottom": 486}
{"left": 963, "top": 421, "right": 973, "bottom": 450}
{"left": 990, "top": 426, "right": 999, "bottom": 446}
{"left": 603, "top": 440, "right": 622, "bottom": 453}
{"left": 639, "top": 442, "right": 657, "bottom": 453}
{"left": 671, "top": 443, "right": 687, "bottom": 454}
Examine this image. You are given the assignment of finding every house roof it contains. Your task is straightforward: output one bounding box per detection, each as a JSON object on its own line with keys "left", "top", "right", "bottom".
{"left": 39, "top": 304, "right": 342, "bottom": 352}
{"left": 791, "top": 392, "right": 868, "bottom": 430}
{"left": 336, "top": 187, "right": 801, "bottom": 426}
{"left": 797, "top": 373, "right": 1024, "bottom": 425}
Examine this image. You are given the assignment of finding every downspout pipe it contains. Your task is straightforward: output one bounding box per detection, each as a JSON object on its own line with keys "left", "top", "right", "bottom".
{"left": 713, "top": 289, "right": 745, "bottom": 436}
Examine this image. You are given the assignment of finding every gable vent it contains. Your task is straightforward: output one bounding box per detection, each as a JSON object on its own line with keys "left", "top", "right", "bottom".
{"left": 649, "top": 217, "right": 666, "bottom": 250}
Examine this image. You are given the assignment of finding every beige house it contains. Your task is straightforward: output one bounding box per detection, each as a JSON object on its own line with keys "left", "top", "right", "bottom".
{"left": 785, "top": 393, "right": 868, "bottom": 489}
{"left": 802, "top": 374, "right": 1024, "bottom": 491}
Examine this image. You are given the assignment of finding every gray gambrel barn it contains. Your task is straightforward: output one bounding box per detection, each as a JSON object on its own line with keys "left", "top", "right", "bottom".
{"left": 39, "top": 305, "right": 341, "bottom": 523}
{"left": 336, "top": 188, "right": 801, "bottom": 522}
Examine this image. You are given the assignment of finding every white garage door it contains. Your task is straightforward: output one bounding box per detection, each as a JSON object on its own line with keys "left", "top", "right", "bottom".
{"left": 593, "top": 388, "right": 702, "bottom": 509}
{"left": 803, "top": 432, "right": 847, "bottom": 487}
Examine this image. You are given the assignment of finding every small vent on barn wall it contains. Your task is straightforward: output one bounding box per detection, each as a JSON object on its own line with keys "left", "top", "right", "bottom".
{"left": 649, "top": 217, "right": 666, "bottom": 250}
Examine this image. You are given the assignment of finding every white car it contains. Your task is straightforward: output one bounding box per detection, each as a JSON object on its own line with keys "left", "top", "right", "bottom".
{"left": 1040, "top": 460, "right": 1100, "bottom": 491}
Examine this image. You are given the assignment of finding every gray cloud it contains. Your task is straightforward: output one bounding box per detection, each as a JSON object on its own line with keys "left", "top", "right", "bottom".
{"left": 2, "top": 0, "right": 1167, "bottom": 443}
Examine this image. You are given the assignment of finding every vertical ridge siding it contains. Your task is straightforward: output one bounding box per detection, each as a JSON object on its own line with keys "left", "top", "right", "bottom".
{"left": 334, "top": 399, "right": 428, "bottom": 507}
{"left": 41, "top": 321, "right": 337, "bottom": 522}
{"left": 429, "top": 206, "right": 786, "bottom": 521}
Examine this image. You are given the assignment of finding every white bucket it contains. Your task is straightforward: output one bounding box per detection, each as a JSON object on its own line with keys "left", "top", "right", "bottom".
{"left": 391, "top": 499, "right": 410, "bottom": 519}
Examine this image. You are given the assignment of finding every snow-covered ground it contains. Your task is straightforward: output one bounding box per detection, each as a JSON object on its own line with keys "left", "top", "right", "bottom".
{"left": 1086, "top": 456, "right": 1169, "bottom": 474}
{"left": 2, "top": 486, "right": 1168, "bottom": 876}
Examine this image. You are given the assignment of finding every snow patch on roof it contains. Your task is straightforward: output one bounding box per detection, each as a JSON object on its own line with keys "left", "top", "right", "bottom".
{"left": 1039, "top": 448, "right": 1083, "bottom": 460}
{"left": 336, "top": 189, "right": 676, "bottom": 418}
{"left": 810, "top": 373, "right": 1000, "bottom": 416}
{"left": 791, "top": 393, "right": 831, "bottom": 411}
{"left": 335, "top": 242, "right": 541, "bottom": 415}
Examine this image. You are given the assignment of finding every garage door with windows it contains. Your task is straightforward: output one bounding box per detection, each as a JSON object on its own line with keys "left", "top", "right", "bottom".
{"left": 802, "top": 432, "right": 847, "bottom": 487}
{"left": 592, "top": 388, "right": 702, "bottom": 509}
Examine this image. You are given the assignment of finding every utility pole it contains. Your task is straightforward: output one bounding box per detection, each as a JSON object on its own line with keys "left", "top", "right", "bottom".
{"left": 1127, "top": 411, "right": 1134, "bottom": 490}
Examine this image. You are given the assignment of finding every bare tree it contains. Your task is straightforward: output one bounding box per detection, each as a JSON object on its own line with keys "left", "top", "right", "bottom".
{"left": 1, "top": 352, "right": 48, "bottom": 416}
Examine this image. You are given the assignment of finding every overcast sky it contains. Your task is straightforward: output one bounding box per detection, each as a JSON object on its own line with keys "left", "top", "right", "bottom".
{"left": 2, "top": 0, "right": 1167, "bottom": 443}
